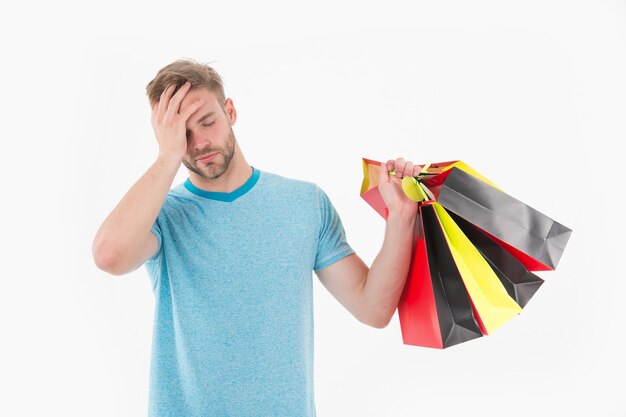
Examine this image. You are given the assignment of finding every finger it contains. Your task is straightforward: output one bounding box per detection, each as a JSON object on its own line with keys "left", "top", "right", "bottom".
{"left": 150, "top": 103, "right": 158, "bottom": 127}
{"left": 154, "top": 85, "right": 171, "bottom": 124}
{"left": 157, "top": 84, "right": 176, "bottom": 118}
{"left": 413, "top": 165, "right": 422, "bottom": 177}
{"left": 384, "top": 159, "right": 395, "bottom": 177}
{"left": 394, "top": 157, "right": 406, "bottom": 178}
{"left": 379, "top": 161, "right": 390, "bottom": 182}
{"left": 181, "top": 98, "right": 205, "bottom": 120}
{"left": 166, "top": 81, "right": 192, "bottom": 117}
{"left": 403, "top": 161, "right": 414, "bottom": 178}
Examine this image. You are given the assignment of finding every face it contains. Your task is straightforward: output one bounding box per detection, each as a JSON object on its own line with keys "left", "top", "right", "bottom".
{"left": 179, "top": 88, "right": 237, "bottom": 180}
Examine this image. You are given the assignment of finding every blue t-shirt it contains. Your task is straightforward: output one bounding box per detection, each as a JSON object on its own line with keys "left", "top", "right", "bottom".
{"left": 144, "top": 166, "right": 354, "bottom": 417}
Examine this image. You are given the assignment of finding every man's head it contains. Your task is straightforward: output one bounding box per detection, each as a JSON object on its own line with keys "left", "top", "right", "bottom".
{"left": 146, "top": 58, "right": 238, "bottom": 180}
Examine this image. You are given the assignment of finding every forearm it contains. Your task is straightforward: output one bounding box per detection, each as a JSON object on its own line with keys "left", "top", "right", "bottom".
{"left": 92, "top": 155, "right": 181, "bottom": 265}
{"left": 361, "top": 209, "right": 417, "bottom": 327}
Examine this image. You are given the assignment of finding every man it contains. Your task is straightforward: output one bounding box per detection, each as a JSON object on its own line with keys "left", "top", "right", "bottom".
{"left": 92, "top": 58, "right": 420, "bottom": 417}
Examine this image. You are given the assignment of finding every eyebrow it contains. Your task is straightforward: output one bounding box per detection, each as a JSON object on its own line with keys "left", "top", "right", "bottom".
{"left": 195, "top": 111, "right": 216, "bottom": 124}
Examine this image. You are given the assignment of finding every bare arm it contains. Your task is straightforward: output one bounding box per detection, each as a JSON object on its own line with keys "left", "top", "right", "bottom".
{"left": 92, "top": 155, "right": 181, "bottom": 275}
{"left": 316, "top": 158, "right": 419, "bottom": 328}
{"left": 92, "top": 81, "right": 204, "bottom": 275}
{"left": 359, "top": 209, "right": 416, "bottom": 326}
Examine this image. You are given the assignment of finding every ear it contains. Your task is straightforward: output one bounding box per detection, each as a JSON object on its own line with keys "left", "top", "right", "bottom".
{"left": 224, "top": 98, "right": 237, "bottom": 125}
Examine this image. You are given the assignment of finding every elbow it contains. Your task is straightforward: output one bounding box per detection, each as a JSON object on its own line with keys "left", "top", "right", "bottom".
{"left": 92, "top": 242, "right": 126, "bottom": 276}
{"left": 354, "top": 300, "right": 394, "bottom": 329}
{"left": 370, "top": 318, "right": 391, "bottom": 329}
{"left": 359, "top": 312, "right": 392, "bottom": 329}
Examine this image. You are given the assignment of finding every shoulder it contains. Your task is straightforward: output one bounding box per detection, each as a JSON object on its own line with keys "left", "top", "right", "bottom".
{"left": 158, "top": 184, "right": 184, "bottom": 209}
{"left": 154, "top": 182, "right": 198, "bottom": 217}
{"left": 256, "top": 168, "right": 323, "bottom": 198}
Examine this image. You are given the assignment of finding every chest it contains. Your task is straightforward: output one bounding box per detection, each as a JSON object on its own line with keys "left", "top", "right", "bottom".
{"left": 162, "top": 202, "right": 319, "bottom": 279}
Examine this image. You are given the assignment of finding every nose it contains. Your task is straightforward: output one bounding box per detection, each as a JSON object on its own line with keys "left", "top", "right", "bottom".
{"left": 186, "top": 128, "right": 211, "bottom": 149}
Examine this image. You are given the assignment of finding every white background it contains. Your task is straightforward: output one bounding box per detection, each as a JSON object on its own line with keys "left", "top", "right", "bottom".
{"left": 1, "top": 1, "right": 624, "bottom": 416}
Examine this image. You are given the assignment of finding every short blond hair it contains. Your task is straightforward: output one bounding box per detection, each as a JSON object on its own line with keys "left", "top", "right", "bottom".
{"left": 145, "top": 58, "right": 226, "bottom": 110}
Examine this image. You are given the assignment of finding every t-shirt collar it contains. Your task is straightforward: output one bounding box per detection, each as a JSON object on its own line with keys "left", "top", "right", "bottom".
{"left": 184, "top": 166, "right": 260, "bottom": 202}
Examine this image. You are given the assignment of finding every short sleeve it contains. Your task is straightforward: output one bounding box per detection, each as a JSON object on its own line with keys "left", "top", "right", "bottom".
{"left": 146, "top": 218, "right": 163, "bottom": 263}
{"left": 313, "top": 186, "right": 355, "bottom": 271}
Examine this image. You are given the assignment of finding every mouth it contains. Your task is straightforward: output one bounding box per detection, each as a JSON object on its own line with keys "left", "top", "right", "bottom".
{"left": 196, "top": 152, "right": 219, "bottom": 163}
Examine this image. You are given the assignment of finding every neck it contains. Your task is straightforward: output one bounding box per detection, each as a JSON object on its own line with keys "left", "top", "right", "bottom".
{"left": 188, "top": 145, "right": 252, "bottom": 193}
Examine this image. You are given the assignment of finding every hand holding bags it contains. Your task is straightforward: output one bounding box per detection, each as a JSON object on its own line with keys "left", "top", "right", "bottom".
{"left": 360, "top": 158, "right": 572, "bottom": 349}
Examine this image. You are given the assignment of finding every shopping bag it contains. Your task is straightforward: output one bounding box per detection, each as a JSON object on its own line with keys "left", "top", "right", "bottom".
{"left": 361, "top": 158, "right": 572, "bottom": 348}
{"left": 446, "top": 210, "right": 544, "bottom": 308}
{"left": 432, "top": 202, "right": 522, "bottom": 334}
{"left": 434, "top": 167, "right": 572, "bottom": 270}
{"left": 399, "top": 203, "right": 483, "bottom": 349}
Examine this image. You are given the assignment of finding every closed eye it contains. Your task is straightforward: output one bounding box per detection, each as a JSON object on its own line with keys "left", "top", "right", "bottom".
{"left": 187, "top": 122, "right": 215, "bottom": 138}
